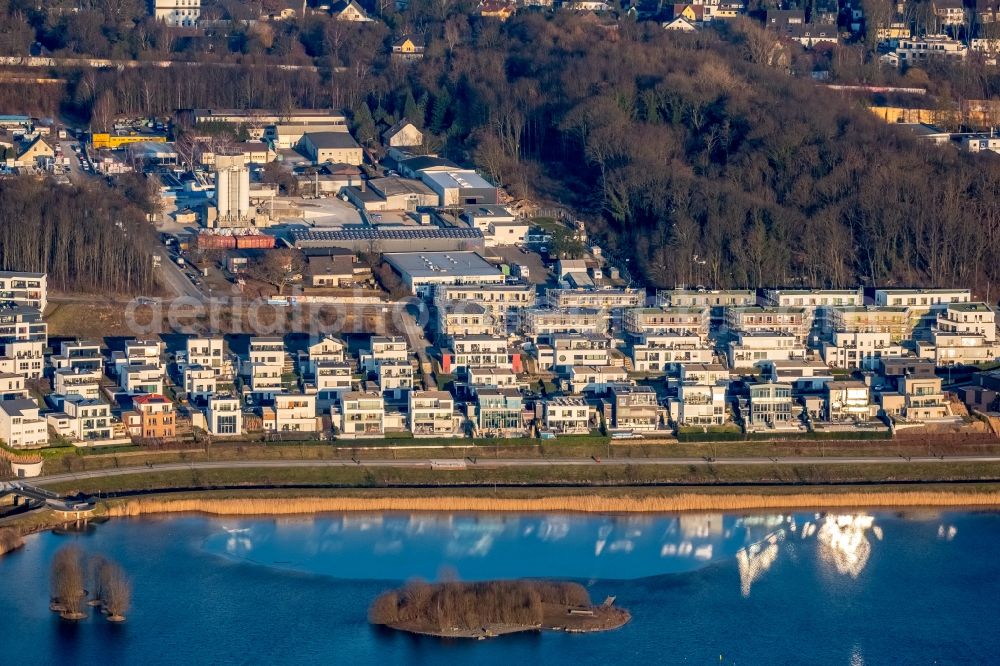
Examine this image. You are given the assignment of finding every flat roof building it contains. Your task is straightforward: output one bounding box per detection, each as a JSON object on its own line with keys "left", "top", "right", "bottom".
{"left": 193, "top": 109, "right": 347, "bottom": 126}
{"left": 383, "top": 251, "right": 504, "bottom": 298}
{"left": 419, "top": 170, "right": 498, "bottom": 207}
{"left": 301, "top": 131, "right": 363, "bottom": 165}
{"left": 290, "top": 227, "right": 485, "bottom": 254}
{"left": 0, "top": 271, "right": 46, "bottom": 311}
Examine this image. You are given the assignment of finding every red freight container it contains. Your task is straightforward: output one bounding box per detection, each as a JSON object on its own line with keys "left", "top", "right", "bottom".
{"left": 235, "top": 234, "right": 276, "bottom": 249}
{"left": 197, "top": 233, "right": 237, "bottom": 250}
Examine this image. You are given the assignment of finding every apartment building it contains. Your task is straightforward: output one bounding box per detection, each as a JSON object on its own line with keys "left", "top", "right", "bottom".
{"left": 679, "top": 363, "right": 730, "bottom": 386}
{"left": 821, "top": 332, "right": 903, "bottom": 370}
{"left": 929, "top": 302, "right": 998, "bottom": 365}
{"left": 434, "top": 283, "right": 536, "bottom": 331}
{"left": 377, "top": 360, "right": 413, "bottom": 400}
{"left": 546, "top": 288, "right": 644, "bottom": 310}
{"left": 339, "top": 391, "right": 385, "bottom": 438}
{"left": 762, "top": 288, "right": 864, "bottom": 309}
{"left": 933, "top": 0, "right": 966, "bottom": 24}
{"left": 657, "top": 289, "right": 756, "bottom": 327}
{"left": 116, "top": 339, "right": 164, "bottom": 394}
{"left": 937, "top": 303, "right": 996, "bottom": 340}
{"left": 550, "top": 334, "right": 612, "bottom": 371}
{"left": 262, "top": 394, "right": 318, "bottom": 433}
{"left": 53, "top": 367, "right": 102, "bottom": 400}
{"left": 131, "top": 394, "right": 176, "bottom": 440}
{"left": 932, "top": 331, "right": 997, "bottom": 365}
{"left": 611, "top": 385, "right": 659, "bottom": 431}
{"left": 0, "top": 306, "right": 46, "bottom": 379}
{"left": 467, "top": 366, "right": 523, "bottom": 391}
{"left": 3, "top": 340, "right": 44, "bottom": 379}
{"left": 727, "top": 333, "right": 807, "bottom": 368}
{"left": 408, "top": 390, "right": 459, "bottom": 437}
{"left": 899, "top": 375, "right": 950, "bottom": 420}
{"left": 186, "top": 337, "right": 227, "bottom": 376}
{"left": 442, "top": 335, "right": 512, "bottom": 375}
{"left": 50, "top": 340, "right": 102, "bottom": 371}
{"left": 184, "top": 365, "right": 217, "bottom": 403}
{"left": 623, "top": 307, "right": 710, "bottom": 340}
{"left": 361, "top": 336, "right": 409, "bottom": 373}
{"left": 304, "top": 336, "right": 347, "bottom": 377}
{"left": 748, "top": 383, "right": 794, "bottom": 429}
{"left": 762, "top": 289, "right": 862, "bottom": 336}
{"left": 828, "top": 306, "right": 914, "bottom": 343}
{"left": 567, "top": 365, "right": 629, "bottom": 394}
{"left": 521, "top": 308, "right": 604, "bottom": 342}
{"left": 657, "top": 289, "right": 756, "bottom": 309}
{"left": 630, "top": 334, "right": 713, "bottom": 373}
{"left": 543, "top": 397, "right": 590, "bottom": 434}
{"left": 756, "top": 359, "right": 834, "bottom": 393}
{"left": 123, "top": 339, "right": 164, "bottom": 368}
{"left": 825, "top": 381, "right": 874, "bottom": 421}
{"left": 245, "top": 337, "right": 285, "bottom": 399}
{"left": 437, "top": 302, "right": 496, "bottom": 339}
{"left": 879, "top": 358, "right": 937, "bottom": 386}
{"left": 896, "top": 35, "right": 968, "bottom": 62}
{"left": 0, "top": 398, "right": 48, "bottom": 448}
{"left": 48, "top": 395, "right": 113, "bottom": 443}
{"left": 475, "top": 388, "right": 526, "bottom": 437}
{"left": 120, "top": 364, "right": 165, "bottom": 395}
{"left": 312, "top": 361, "right": 354, "bottom": 409}
{"left": 676, "top": 382, "right": 727, "bottom": 426}
{"left": 0, "top": 372, "right": 26, "bottom": 399}
{"left": 875, "top": 288, "right": 971, "bottom": 309}
{"left": 726, "top": 306, "right": 813, "bottom": 343}
{"left": 0, "top": 271, "right": 46, "bottom": 310}
{"left": 153, "top": 0, "right": 201, "bottom": 26}
{"left": 206, "top": 394, "right": 243, "bottom": 435}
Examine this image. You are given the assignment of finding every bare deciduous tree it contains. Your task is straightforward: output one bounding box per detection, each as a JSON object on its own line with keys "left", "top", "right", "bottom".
{"left": 100, "top": 560, "right": 132, "bottom": 622}
{"left": 50, "top": 546, "right": 86, "bottom": 620}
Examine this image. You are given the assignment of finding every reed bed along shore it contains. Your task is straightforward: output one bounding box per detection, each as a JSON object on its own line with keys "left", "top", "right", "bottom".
{"left": 0, "top": 527, "right": 24, "bottom": 557}
{"left": 104, "top": 489, "right": 1000, "bottom": 517}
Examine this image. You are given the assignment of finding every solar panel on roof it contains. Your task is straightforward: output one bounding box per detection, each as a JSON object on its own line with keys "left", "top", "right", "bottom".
{"left": 292, "top": 228, "right": 482, "bottom": 242}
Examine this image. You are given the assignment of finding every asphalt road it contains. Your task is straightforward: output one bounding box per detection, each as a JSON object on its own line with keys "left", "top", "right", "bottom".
{"left": 31, "top": 454, "right": 1000, "bottom": 487}
{"left": 154, "top": 243, "right": 204, "bottom": 300}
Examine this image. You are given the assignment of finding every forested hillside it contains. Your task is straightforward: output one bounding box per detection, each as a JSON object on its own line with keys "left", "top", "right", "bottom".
{"left": 394, "top": 16, "right": 1000, "bottom": 291}
{"left": 1, "top": 9, "right": 998, "bottom": 292}
{"left": 0, "top": 178, "right": 157, "bottom": 294}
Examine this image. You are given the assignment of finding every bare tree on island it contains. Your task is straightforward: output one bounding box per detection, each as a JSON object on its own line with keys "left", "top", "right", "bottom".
{"left": 50, "top": 546, "right": 87, "bottom": 620}
{"left": 100, "top": 560, "right": 132, "bottom": 622}
{"left": 87, "top": 554, "right": 109, "bottom": 607}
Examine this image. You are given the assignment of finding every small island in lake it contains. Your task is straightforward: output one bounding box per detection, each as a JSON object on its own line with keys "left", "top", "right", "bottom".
{"left": 369, "top": 579, "right": 630, "bottom": 639}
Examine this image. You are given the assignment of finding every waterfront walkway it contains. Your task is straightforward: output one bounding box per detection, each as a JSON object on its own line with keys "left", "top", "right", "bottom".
{"left": 29, "top": 454, "right": 1000, "bottom": 487}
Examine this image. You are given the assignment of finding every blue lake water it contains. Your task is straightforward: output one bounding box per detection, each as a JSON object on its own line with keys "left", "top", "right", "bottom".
{"left": 1, "top": 510, "right": 999, "bottom": 664}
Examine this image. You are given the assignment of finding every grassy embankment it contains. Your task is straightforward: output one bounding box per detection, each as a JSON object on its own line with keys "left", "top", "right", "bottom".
{"left": 38, "top": 460, "right": 1000, "bottom": 496}
{"left": 36, "top": 434, "right": 1000, "bottom": 477}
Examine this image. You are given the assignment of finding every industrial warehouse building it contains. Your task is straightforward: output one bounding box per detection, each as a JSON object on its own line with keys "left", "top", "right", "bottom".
{"left": 289, "top": 227, "right": 486, "bottom": 254}
{"left": 344, "top": 177, "right": 438, "bottom": 212}
{"left": 382, "top": 251, "right": 505, "bottom": 298}
{"left": 300, "top": 131, "right": 363, "bottom": 165}
{"left": 419, "top": 169, "right": 498, "bottom": 207}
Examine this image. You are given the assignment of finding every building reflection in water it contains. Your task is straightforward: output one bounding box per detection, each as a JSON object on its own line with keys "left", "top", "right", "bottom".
{"left": 816, "top": 515, "right": 881, "bottom": 579}
{"left": 204, "top": 510, "right": 969, "bottom": 587}
{"left": 736, "top": 529, "right": 784, "bottom": 598}
{"left": 937, "top": 524, "right": 957, "bottom": 541}
{"left": 734, "top": 513, "right": 896, "bottom": 595}
{"left": 224, "top": 527, "right": 252, "bottom": 554}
